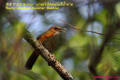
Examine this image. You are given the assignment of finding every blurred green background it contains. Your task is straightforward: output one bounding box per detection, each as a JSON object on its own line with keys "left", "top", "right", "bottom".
{"left": 1, "top": 0, "right": 120, "bottom": 80}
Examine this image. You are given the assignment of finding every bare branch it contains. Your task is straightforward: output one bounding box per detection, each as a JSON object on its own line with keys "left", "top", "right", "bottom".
{"left": 23, "top": 28, "right": 74, "bottom": 80}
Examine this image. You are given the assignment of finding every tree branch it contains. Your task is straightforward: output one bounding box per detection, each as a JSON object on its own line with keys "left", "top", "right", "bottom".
{"left": 23, "top": 28, "right": 74, "bottom": 80}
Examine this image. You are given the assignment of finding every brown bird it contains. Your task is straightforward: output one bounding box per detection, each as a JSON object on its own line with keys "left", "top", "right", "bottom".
{"left": 25, "top": 26, "right": 65, "bottom": 70}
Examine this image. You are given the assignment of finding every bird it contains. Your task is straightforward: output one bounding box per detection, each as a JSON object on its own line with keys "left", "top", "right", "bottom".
{"left": 25, "top": 26, "right": 66, "bottom": 70}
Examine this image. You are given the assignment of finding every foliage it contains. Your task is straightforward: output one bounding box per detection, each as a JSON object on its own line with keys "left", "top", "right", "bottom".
{"left": 0, "top": 0, "right": 120, "bottom": 80}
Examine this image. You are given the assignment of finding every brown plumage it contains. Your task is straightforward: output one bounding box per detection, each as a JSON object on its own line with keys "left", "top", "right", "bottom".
{"left": 25, "top": 26, "right": 65, "bottom": 69}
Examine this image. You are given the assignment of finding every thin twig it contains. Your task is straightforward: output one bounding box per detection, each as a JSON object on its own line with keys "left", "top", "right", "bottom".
{"left": 62, "top": 20, "right": 120, "bottom": 36}
{"left": 85, "top": 30, "right": 104, "bottom": 35}
{"left": 62, "top": 19, "right": 104, "bottom": 35}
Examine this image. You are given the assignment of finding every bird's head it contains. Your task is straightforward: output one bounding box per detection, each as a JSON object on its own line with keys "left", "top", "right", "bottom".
{"left": 49, "top": 26, "right": 66, "bottom": 36}
{"left": 37, "top": 26, "right": 66, "bottom": 42}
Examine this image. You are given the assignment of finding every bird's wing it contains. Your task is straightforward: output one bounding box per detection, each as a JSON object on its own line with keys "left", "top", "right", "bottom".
{"left": 42, "top": 34, "right": 65, "bottom": 53}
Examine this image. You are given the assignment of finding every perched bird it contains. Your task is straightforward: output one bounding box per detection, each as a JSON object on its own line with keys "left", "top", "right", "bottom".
{"left": 25, "top": 26, "right": 66, "bottom": 70}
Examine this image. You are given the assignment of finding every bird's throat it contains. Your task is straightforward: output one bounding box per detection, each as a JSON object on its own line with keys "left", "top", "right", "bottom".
{"left": 37, "top": 31, "right": 56, "bottom": 43}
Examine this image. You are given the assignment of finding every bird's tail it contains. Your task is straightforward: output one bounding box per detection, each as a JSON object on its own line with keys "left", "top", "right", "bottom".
{"left": 25, "top": 51, "right": 39, "bottom": 70}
